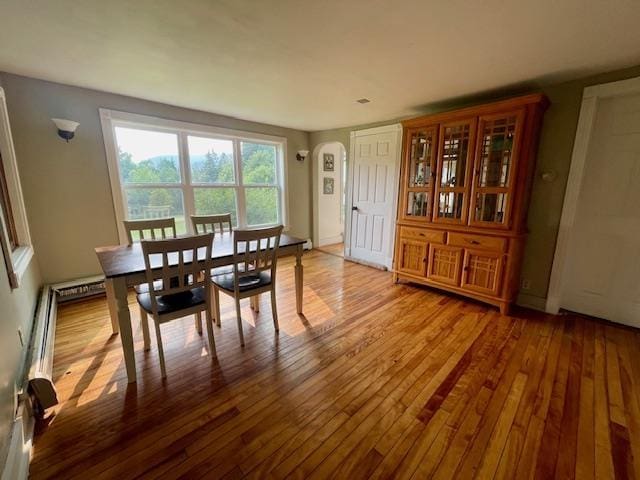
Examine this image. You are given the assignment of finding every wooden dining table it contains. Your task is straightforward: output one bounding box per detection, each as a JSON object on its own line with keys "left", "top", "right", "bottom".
{"left": 95, "top": 232, "right": 306, "bottom": 383}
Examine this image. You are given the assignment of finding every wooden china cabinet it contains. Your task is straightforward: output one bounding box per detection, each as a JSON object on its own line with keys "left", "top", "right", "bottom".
{"left": 393, "top": 94, "right": 548, "bottom": 314}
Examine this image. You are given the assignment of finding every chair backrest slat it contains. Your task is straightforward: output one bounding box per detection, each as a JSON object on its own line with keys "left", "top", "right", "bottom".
{"left": 124, "top": 218, "right": 177, "bottom": 244}
{"left": 191, "top": 214, "right": 233, "bottom": 235}
{"left": 232, "top": 225, "right": 283, "bottom": 290}
{"left": 141, "top": 233, "right": 214, "bottom": 316}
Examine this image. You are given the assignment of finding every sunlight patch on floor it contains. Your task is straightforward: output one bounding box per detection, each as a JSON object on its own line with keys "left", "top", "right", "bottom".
{"left": 280, "top": 286, "right": 335, "bottom": 336}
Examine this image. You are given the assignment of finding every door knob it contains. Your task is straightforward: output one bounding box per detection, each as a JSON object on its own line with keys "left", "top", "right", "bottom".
{"left": 351, "top": 206, "right": 358, "bottom": 211}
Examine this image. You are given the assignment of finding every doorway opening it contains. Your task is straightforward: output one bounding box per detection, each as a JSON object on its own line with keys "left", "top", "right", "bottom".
{"left": 312, "top": 142, "right": 347, "bottom": 257}
{"left": 546, "top": 76, "right": 640, "bottom": 327}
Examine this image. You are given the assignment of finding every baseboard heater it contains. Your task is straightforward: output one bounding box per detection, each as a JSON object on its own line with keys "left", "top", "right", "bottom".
{"left": 28, "top": 275, "right": 105, "bottom": 414}
{"left": 2, "top": 275, "right": 106, "bottom": 479}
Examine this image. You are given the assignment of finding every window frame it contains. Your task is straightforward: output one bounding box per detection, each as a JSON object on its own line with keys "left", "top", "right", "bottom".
{"left": 0, "top": 87, "right": 34, "bottom": 288}
{"left": 99, "top": 109, "right": 289, "bottom": 244}
{"left": 0, "top": 153, "right": 19, "bottom": 250}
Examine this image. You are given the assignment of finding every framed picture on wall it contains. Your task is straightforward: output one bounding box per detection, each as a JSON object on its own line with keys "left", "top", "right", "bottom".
{"left": 323, "top": 177, "right": 334, "bottom": 195}
{"left": 323, "top": 153, "right": 335, "bottom": 172}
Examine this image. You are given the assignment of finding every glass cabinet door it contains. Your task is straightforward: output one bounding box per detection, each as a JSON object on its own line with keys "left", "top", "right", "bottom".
{"left": 470, "top": 111, "right": 523, "bottom": 228}
{"left": 403, "top": 126, "right": 438, "bottom": 221}
{"left": 434, "top": 119, "right": 477, "bottom": 224}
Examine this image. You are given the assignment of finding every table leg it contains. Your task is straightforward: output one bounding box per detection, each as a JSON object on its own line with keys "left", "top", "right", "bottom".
{"left": 109, "top": 277, "right": 137, "bottom": 383}
{"left": 295, "top": 244, "right": 303, "bottom": 314}
{"left": 104, "top": 278, "right": 119, "bottom": 334}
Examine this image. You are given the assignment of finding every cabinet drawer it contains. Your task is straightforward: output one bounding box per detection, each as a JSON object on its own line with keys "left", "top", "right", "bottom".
{"left": 447, "top": 232, "right": 507, "bottom": 252}
{"left": 400, "top": 227, "right": 445, "bottom": 244}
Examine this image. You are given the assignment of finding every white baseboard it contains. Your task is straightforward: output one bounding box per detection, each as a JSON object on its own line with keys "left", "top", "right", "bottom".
{"left": 303, "top": 239, "right": 313, "bottom": 250}
{"left": 1, "top": 401, "right": 34, "bottom": 480}
{"left": 317, "top": 235, "right": 343, "bottom": 247}
{"left": 516, "top": 292, "right": 548, "bottom": 312}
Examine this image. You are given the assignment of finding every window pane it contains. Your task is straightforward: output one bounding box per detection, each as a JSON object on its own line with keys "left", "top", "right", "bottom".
{"left": 115, "top": 127, "right": 180, "bottom": 184}
{"left": 407, "top": 191, "right": 429, "bottom": 218}
{"left": 188, "top": 136, "right": 235, "bottom": 184}
{"left": 478, "top": 116, "right": 517, "bottom": 188}
{"left": 409, "top": 129, "right": 436, "bottom": 187}
{"left": 440, "top": 124, "right": 471, "bottom": 188}
{"left": 124, "top": 188, "right": 186, "bottom": 234}
{"left": 245, "top": 187, "right": 279, "bottom": 226}
{"left": 437, "top": 192, "right": 464, "bottom": 220}
{"left": 194, "top": 188, "right": 238, "bottom": 226}
{"left": 475, "top": 193, "right": 507, "bottom": 224}
{"left": 241, "top": 142, "right": 276, "bottom": 185}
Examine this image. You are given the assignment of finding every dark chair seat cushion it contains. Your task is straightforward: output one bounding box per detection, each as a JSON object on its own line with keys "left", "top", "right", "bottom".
{"left": 213, "top": 271, "right": 272, "bottom": 292}
{"left": 137, "top": 286, "right": 206, "bottom": 315}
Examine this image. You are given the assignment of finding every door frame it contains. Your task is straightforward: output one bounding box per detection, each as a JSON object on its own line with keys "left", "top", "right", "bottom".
{"left": 546, "top": 75, "right": 640, "bottom": 314}
{"left": 344, "top": 123, "right": 403, "bottom": 269}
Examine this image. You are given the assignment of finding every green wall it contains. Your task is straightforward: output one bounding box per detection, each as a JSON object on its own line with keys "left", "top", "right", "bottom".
{"left": 0, "top": 73, "right": 310, "bottom": 283}
{"left": 0, "top": 257, "right": 40, "bottom": 471}
{"left": 0, "top": 71, "right": 42, "bottom": 472}
{"left": 310, "top": 64, "right": 640, "bottom": 306}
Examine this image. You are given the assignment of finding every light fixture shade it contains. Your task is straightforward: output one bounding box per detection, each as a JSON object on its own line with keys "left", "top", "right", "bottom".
{"left": 298, "top": 150, "right": 309, "bottom": 157}
{"left": 51, "top": 118, "right": 80, "bottom": 132}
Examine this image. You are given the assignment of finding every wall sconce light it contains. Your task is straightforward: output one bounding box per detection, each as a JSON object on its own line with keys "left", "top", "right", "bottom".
{"left": 52, "top": 118, "right": 80, "bottom": 142}
{"left": 540, "top": 170, "right": 557, "bottom": 183}
{"left": 296, "top": 150, "right": 309, "bottom": 162}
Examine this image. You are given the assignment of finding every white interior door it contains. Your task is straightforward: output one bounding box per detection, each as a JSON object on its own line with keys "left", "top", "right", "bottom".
{"left": 347, "top": 126, "right": 401, "bottom": 269}
{"left": 561, "top": 93, "right": 640, "bottom": 327}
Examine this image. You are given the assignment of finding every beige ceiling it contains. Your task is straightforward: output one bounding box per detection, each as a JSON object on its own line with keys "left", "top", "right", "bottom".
{"left": 1, "top": 0, "right": 640, "bottom": 131}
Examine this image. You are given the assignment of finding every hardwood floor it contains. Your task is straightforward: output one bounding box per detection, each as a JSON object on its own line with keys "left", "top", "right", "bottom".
{"left": 31, "top": 249, "right": 640, "bottom": 479}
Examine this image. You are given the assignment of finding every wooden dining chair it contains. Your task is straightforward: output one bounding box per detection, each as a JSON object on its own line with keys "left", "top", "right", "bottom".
{"left": 212, "top": 225, "right": 283, "bottom": 346}
{"left": 123, "top": 218, "right": 183, "bottom": 348}
{"left": 191, "top": 213, "right": 239, "bottom": 286}
{"left": 137, "top": 233, "right": 216, "bottom": 378}
{"left": 123, "top": 217, "right": 177, "bottom": 243}
{"left": 191, "top": 213, "right": 233, "bottom": 235}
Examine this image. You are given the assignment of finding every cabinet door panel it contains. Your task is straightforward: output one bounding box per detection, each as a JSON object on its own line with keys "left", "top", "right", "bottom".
{"left": 427, "top": 244, "right": 462, "bottom": 286}
{"left": 462, "top": 250, "right": 503, "bottom": 296}
{"left": 434, "top": 119, "right": 477, "bottom": 224}
{"left": 397, "top": 238, "right": 427, "bottom": 276}
{"left": 470, "top": 110, "right": 524, "bottom": 228}
{"left": 402, "top": 126, "right": 438, "bottom": 222}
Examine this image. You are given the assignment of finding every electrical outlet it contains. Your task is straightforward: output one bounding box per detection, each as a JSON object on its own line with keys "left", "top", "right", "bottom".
{"left": 521, "top": 279, "right": 531, "bottom": 290}
{"left": 17, "top": 328, "right": 24, "bottom": 347}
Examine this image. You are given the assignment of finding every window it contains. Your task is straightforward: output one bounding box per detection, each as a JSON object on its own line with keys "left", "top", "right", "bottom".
{"left": 100, "top": 110, "right": 288, "bottom": 243}
{"left": 0, "top": 87, "right": 33, "bottom": 288}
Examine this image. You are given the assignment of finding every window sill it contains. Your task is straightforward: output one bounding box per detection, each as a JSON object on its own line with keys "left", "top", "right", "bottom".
{"left": 10, "top": 245, "right": 34, "bottom": 287}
